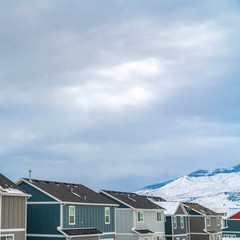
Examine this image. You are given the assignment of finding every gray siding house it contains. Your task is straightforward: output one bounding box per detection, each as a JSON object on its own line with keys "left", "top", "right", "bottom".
{"left": 17, "top": 178, "right": 118, "bottom": 240}
{"left": 100, "top": 190, "right": 165, "bottom": 240}
{"left": 183, "top": 202, "right": 222, "bottom": 240}
{"left": 150, "top": 198, "right": 189, "bottom": 240}
{"left": 0, "top": 174, "right": 30, "bottom": 240}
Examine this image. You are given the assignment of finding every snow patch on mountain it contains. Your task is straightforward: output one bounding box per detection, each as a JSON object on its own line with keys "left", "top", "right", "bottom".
{"left": 137, "top": 165, "right": 240, "bottom": 213}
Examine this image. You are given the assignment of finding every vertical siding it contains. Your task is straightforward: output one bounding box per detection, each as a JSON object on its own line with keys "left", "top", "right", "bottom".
{"left": 27, "top": 204, "right": 60, "bottom": 234}
{"left": 63, "top": 205, "right": 115, "bottom": 233}
{"left": 173, "top": 216, "right": 188, "bottom": 235}
{"left": 116, "top": 209, "right": 133, "bottom": 233}
{"left": 206, "top": 216, "right": 222, "bottom": 233}
{"left": 1, "top": 196, "right": 26, "bottom": 229}
{"left": 189, "top": 216, "right": 205, "bottom": 233}
{"left": 135, "top": 210, "right": 164, "bottom": 233}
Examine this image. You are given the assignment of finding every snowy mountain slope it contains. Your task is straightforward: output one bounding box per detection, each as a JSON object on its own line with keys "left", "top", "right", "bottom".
{"left": 137, "top": 165, "right": 240, "bottom": 213}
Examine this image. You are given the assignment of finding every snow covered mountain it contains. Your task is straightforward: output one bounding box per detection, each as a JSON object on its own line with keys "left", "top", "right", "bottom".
{"left": 137, "top": 164, "right": 240, "bottom": 213}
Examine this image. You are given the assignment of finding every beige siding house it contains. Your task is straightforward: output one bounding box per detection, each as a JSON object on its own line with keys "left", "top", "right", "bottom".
{"left": 0, "top": 174, "right": 30, "bottom": 240}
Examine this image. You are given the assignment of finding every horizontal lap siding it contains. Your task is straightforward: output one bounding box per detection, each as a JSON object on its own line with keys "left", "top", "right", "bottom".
{"left": 224, "top": 219, "right": 240, "bottom": 232}
{"left": 189, "top": 217, "right": 205, "bottom": 233}
{"left": 1, "top": 196, "right": 26, "bottom": 229}
{"left": 174, "top": 216, "right": 189, "bottom": 235}
{"left": 27, "top": 204, "right": 60, "bottom": 234}
{"left": 27, "top": 237, "right": 65, "bottom": 240}
{"left": 63, "top": 205, "right": 115, "bottom": 233}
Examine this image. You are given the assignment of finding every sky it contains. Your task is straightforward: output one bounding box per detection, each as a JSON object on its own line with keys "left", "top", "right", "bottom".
{"left": 1, "top": 0, "right": 240, "bottom": 191}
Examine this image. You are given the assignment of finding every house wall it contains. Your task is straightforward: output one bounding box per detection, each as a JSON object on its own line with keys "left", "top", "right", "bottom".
{"left": 165, "top": 216, "right": 172, "bottom": 235}
{"left": 63, "top": 204, "right": 115, "bottom": 233}
{"left": 1, "top": 195, "right": 26, "bottom": 229}
{"left": 173, "top": 216, "right": 189, "bottom": 235}
{"left": 134, "top": 210, "right": 165, "bottom": 233}
{"left": 189, "top": 216, "right": 205, "bottom": 233}
{"left": 116, "top": 235, "right": 138, "bottom": 240}
{"left": 0, "top": 230, "right": 25, "bottom": 240}
{"left": 27, "top": 203, "right": 61, "bottom": 234}
{"left": 206, "top": 216, "right": 222, "bottom": 233}
{"left": 18, "top": 182, "right": 57, "bottom": 202}
{"left": 116, "top": 209, "right": 133, "bottom": 233}
{"left": 222, "top": 219, "right": 240, "bottom": 238}
{"left": 189, "top": 234, "right": 209, "bottom": 240}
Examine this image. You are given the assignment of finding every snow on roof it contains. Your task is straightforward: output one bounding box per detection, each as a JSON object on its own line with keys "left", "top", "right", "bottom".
{"left": 150, "top": 200, "right": 180, "bottom": 215}
{"left": 223, "top": 208, "right": 240, "bottom": 220}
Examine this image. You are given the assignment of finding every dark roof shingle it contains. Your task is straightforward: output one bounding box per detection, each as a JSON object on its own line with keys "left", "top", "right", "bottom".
{"left": 0, "top": 174, "right": 28, "bottom": 195}
{"left": 183, "top": 202, "right": 219, "bottom": 215}
{"left": 23, "top": 178, "right": 116, "bottom": 204}
{"left": 62, "top": 228, "right": 102, "bottom": 236}
{"left": 101, "top": 190, "right": 164, "bottom": 209}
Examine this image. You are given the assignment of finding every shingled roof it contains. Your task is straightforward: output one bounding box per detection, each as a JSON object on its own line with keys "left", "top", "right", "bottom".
{"left": 0, "top": 174, "right": 29, "bottom": 195}
{"left": 183, "top": 202, "right": 219, "bottom": 216}
{"left": 22, "top": 178, "right": 116, "bottom": 205}
{"left": 101, "top": 190, "right": 164, "bottom": 209}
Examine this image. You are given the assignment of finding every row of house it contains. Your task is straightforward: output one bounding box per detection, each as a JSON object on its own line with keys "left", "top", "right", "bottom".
{"left": 0, "top": 173, "right": 237, "bottom": 240}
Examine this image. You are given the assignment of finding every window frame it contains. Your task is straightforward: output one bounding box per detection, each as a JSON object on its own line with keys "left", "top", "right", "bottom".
{"left": 69, "top": 206, "right": 75, "bottom": 225}
{"left": 207, "top": 217, "right": 211, "bottom": 227}
{"left": 137, "top": 211, "right": 144, "bottom": 222}
{"left": 180, "top": 216, "right": 184, "bottom": 228}
{"left": 105, "top": 207, "right": 110, "bottom": 224}
{"left": 1, "top": 234, "right": 14, "bottom": 240}
{"left": 216, "top": 217, "right": 221, "bottom": 226}
{"left": 157, "top": 212, "right": 162, "bottom": 222}
{"left": 173, "top": 216, "right": 177, "bottom": 229}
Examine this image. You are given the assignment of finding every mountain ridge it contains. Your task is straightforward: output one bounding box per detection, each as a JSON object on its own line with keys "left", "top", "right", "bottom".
{"left": 137, "top": 164, "right": 240, "bottom": 213}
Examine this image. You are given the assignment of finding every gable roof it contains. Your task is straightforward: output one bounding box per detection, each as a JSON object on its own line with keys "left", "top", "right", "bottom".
{"left": 101, "top": 190, "right": 164, "bottom": 210}
{"left": 183, "top": 202, "right": 218, "bottom": 216}
{"left": 223, "top": 208, "right": 240, "bottom": 220}
{"left": 0, "top": 173, "right": 29, "bottom": 196}
{"left": 21, "top": 178, "right": 116, "bottom": 205}
{"left": 151, "top": 201, "right": 182, "bottom": 215}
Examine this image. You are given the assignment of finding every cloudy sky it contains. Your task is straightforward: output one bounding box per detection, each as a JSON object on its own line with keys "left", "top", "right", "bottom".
{"left": 1, "top": 0, "right": 240, "bottom": 191}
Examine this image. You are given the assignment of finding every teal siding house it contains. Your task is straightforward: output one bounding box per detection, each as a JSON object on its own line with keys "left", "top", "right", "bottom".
{"left": 17, "top": 178, "right": 117, "bottom": 240}
{"left": 222, "top": 208, "right": 240, "bottom": 239}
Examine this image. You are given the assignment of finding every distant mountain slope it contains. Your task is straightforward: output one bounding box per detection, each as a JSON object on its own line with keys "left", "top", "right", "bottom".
{"left": 137, "top": 164, "right": 240, "bottom": 213}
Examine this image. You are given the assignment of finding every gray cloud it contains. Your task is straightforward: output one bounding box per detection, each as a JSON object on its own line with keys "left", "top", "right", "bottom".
{"left": 1, "top": 0, "right": 240, "bottom": 191}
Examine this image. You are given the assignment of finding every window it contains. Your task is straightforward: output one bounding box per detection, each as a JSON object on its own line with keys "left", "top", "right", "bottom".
{"left": 176, "top": 238, "right": 180, "bottom": 240}
{"left": 1, "top": 235, "right": 14, "bottom": 240}
{"left": 173, "top": 216, "right": 177, "bottom": 229}
{"left": 217, "top": 217, "right": 221, "bottom": 226}
{"left": 157, "top": 212, "right": 162, "bottom": 222}
{"left": 69, "top": 206, "right": 75, "bottom": 225}
{"left": 144, "top": 238, "right": 148, "bottom": 240}
{"left": 138, "top": 211, "right": 144, "bottom": 222}
{"left": 105, "top": 207, "right": 110, "bottom": 224}
{"left": 156, "top": 237, "right": 162, "bottom": 240}
{"left": 207, "top": 217, "right": 211, "bottom": 226}
{"left": 180, "top": 216, "right": 184, "bottom": 228}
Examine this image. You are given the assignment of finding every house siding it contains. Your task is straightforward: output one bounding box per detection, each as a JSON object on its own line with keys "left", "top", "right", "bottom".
{"left": 1, "top": 230, "right": 25, "bottom": 240}
{"left": 63, "top": 204, "right": 115, "bottom": 233}
{"left": 206, "top": 216, "right": 221, "bottom": 233}
{"left": 189, "top": 216, "right": 205, "bottom": 233}
{"left": 27, "top": 204, "right": 61, "bottom": 235}
{"left": 165, "top": 216, "right": 172, "bottom": 235}
{"left": 1, "top": 196, "right": 26, "bottom": 229}
{"left": 116, "top": 209, "right": 133, "bottom": 234}
{"left": 27, "top": 237, "right": 64, "bottom": 240}
{"left": 134, "top": 210, "right": 165, "bottom": 233}
{"left": 173, "top": 216, "right": 189, "bottom": 235}
{"left": 18, "top": 182, "right": 57, "bottom": 202}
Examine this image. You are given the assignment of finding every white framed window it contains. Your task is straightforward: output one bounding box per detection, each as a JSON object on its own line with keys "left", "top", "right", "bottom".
{"left": 156, "top": 237, "right": 162, "bottom": 240}
{"left": 173, "top": 216, "right": 177, "bottom": 229}
{"left": 1, "top": 235, "right": 14, "bottom": 240}
{"left": 137, "top": 211, "right": 144, "bottom": 222}
{"left": 69, "top": 206, "right": 75, "bottom": 225}
{"left": 105, "top": 207, "right": 110, "bottom": 224}
{"left": 157, "top": 212, "right": 162, "bottom": 222}
{"left": 216, "top": 217, "right": 221, "bottom": 226}
{"left": 180, "top": 216, "right": 184, "bottom": 228}
{"left": 207, "top": 217, "right": 211, "bottom": 226}
{"left": 144, "top": 238, "right": 148, "bottom": 240}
